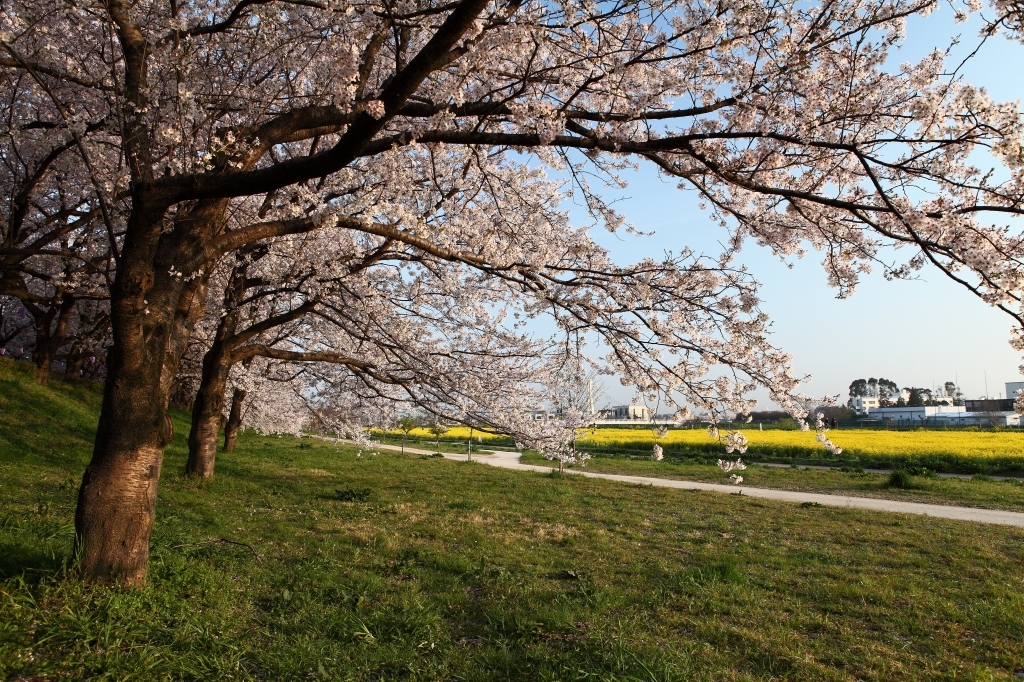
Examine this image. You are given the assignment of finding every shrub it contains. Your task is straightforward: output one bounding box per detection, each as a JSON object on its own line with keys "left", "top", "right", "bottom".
{"left": 887, "top": 469, "right": 914, "bottom": 489}
{"left": 334, "top": 487, "right": 372, "bottom": 502}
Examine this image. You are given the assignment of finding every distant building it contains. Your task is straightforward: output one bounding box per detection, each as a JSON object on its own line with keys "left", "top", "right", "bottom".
{"left": 943, "top": 412, "right": 1020, "bottom": 426}
{"left": 603, "top": 404, "right": 651, "bottom": 420}
{"left": 1007, "top": 381, "right": 1024, "bottom": 399}
{"left": 964, "top": 398, "right": 1016, "bottom": 412}
{"left": 868, "top": 406, "right": 961, "bottom": 421}
{"left": 868, "top": 405, "right": 1020, "bottom": 426}
{"left": 850, "top": 396, "right": 880, "bottom": 414}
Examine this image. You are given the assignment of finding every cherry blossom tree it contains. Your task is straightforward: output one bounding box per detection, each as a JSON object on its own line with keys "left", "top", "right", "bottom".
{"left": 0, "top": 94, "right": 113, "bottom": 384}
{"left": 4, "top": 0, "right": 1024, "bottom": 586}
{"left": 183, "top": 219, "right": 567, "bottom": 476}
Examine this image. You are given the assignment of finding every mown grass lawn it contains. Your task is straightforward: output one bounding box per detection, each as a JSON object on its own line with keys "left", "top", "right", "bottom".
{"left": 2, "top": 359, "right": 1024, "bottom": 681}
{"left": 517, "top": 452, "right": 1024, "bottom": 513}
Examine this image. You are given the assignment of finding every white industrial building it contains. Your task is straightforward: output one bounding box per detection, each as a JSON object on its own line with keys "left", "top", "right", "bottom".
{"left": 867, "top": 405, "right": 1020, "bottom": 426}
{"left": 603, "top": 404, "right": 652, "bottom": 420}
{"left": 529, "top": 404, "right": 663, "bottom": 424}
{"left": 849, "top": 396, "right": 880, "bottom": 414}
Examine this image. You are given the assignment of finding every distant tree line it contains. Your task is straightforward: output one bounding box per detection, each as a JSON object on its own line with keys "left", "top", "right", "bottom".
{"left": 848, "top": 378, "right": 963, "bottom": 407}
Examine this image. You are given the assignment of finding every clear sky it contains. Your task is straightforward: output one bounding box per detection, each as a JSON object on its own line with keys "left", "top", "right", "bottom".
{"left": 570, "top": 8, "right": 1024, "bottom": 408}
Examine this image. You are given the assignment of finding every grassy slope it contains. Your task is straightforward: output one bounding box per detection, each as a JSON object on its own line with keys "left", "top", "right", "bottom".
{"left": 518, "top": 453, "right": 1024, "bottom": 512}
{"left": 1, "top": 358, "right": 1023, "bottom": 681}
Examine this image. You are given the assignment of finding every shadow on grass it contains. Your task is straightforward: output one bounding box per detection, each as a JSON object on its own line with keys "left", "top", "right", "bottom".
{"left": 0, "top": 540, "right": 70, "bottom": 581}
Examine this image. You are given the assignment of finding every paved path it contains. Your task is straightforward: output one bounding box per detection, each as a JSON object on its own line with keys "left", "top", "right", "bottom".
{"left": 359, "top": 441, "right": 1024, "bottom": 528}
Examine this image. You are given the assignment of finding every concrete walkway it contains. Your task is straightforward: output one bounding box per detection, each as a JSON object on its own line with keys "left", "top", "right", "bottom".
{"left": 356, "top": 441, "right": 1024, "bottom": 527}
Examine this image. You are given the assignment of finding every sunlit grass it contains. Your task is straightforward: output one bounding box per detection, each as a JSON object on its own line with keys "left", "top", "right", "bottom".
{"left": 3, "top": 358, "right": 1024, "bottom": 680}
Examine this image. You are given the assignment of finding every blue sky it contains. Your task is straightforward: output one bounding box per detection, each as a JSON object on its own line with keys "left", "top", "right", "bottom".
{"left": 570, "top": 7, "right": 1024, "bottom": 408}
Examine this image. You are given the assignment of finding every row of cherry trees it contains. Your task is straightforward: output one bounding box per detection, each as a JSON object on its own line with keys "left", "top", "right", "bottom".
{"left": 3, "top": 0, "right": 1024, "bottom": 585}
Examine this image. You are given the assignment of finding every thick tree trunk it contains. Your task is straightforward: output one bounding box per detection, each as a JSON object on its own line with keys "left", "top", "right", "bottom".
{"left": 75, "top": 197, "right": 221, "bottom": 586}
{"left": 186, "top": 262, "right": 247, "bottom": 477}
{"left": 223, "top": 388, "right": 246, "bottom": 452}
{"left": 186, "top": 337, "right": 232, "bottom": 478}
{"left": 74, "top": 302, "right": 173, "bottom": 586}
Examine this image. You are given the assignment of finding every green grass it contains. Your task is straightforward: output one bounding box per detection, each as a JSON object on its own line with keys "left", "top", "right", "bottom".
{"left": 517, "top": 452, "right": 1024, "bottom": 513}
{"left": 2, "top": 357, "right": 1024, "bottom": 680}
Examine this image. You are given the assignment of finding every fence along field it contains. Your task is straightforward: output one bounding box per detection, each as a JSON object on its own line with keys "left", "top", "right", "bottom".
{"left": 396, "top": 426, "right": 1024, "bottom": 475}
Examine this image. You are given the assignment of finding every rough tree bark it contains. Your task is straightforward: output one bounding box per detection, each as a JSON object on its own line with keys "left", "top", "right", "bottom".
{"left": 74, "top": 197, "right": 219, "bottom": 585}
{"left": 185, "top": 340, "right": 232, "bottom": 477}
{"left": 74, "top": 235, "right": 177, "bottom": 585}
{"left": 186, "top": 257, "right": 255, "bottom": 476}
{"left": 223, "top": 388, "right": 246, "bottom": 452}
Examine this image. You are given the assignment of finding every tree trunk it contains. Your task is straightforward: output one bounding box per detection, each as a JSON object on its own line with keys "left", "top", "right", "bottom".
{"left": 186, "top": 261, "right": 247, "bottom": 477}
{"left": 31, "top": 308, "right": 56, "bottom": 385}
{"left": 33, "top": 338, "right": 53, "bottom": 384}
{"left": 75, "top": 293, "right": 175, "bottom": 586}
{"left": 75, "top": 197, "right": 222, "bottom": 586}
{"left": 186, "top": 337, "right": 232, "bottom": 478}
{"left": 64, "top": 311, "right": 110, "bottom": 382}
{"left": 64, "top": 346, "right": 86, "bottom": 381}
{"left": 31, "top": 297, "right": 74, "bottom": 386}
{"left": 64, "top": 353, "right": 85, "bottom": 380}
{"left": 223, "top": 388, "right": 246, "bottom": 452}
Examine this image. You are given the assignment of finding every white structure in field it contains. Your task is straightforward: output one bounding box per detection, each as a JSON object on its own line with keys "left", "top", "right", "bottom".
{"left": 529, "top": 403, "right": 669, "bottom": 425}
{"left": 1007, "top": 381, "right": 1024, "bottom": 398}
{"left": 849, "top": 396, "right": 880, "bottom": 414}
{"left": 868, "top": 405, "right": 1020, "bottom": 426}
{"left": 605, "top": 404, "right": 652, "bottom": 420}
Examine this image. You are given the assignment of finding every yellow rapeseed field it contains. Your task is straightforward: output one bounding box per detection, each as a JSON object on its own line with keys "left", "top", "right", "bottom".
{"left": 579, "top": 427, "right": 1024, "bottom": 461}
{"left": 407, "top": 424, "right": 1024, "bottom": 457}
{"left": 405, "top": 426, "right": 506, "bottom": 441}
{"left": 391, "top": 424, "right": 1024, "bottom": 471}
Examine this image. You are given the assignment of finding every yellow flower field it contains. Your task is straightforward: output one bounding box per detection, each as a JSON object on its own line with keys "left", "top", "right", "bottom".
{"left": 385, "top": 424, "right": 1024, "bottom": 472}
{"left": 405, "top": 426, "right": 506, "bottom": 441}
{"left": 427, "top": 426, "right": 1022, "bottom": 456}
{"left": 579, "top": 427, "right": 1024, "bottom": 461}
